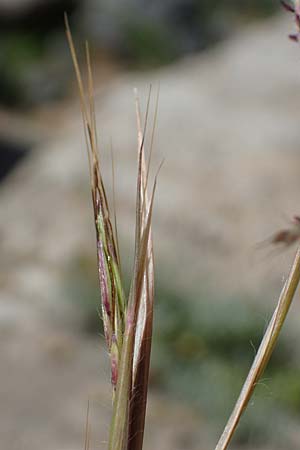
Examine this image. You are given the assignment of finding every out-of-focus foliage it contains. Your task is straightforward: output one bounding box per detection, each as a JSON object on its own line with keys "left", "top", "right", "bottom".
{"left": 152, "top": 286, "right": 300, "bottom": 447}
{"left": 0, "top": 0, "right": 79, "bottom": 107}
{"left": 64, "top": 254, "right": 101, "bottom": 333}
{"left": 80, "top": 0, "right": 278, "bottom": 66}
{"left": 0, "top": 0, "right": 279, "bottom": 107}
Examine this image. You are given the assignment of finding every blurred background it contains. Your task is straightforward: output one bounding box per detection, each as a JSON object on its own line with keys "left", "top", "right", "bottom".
{"left": 2, "top": 1, "right": 300, "bottom": 449}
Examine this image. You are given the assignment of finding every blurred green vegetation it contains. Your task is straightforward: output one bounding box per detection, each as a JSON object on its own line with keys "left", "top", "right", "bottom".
{"left": 122, "top": 21, "right": 177, "bottom": 68}
{"left": 63, "top": 253, "right": 102, "bottom": 332}
{"left": 64, "top": 253, "right": 300, "bottom": 447}
{"left": 153, "top": 286, "right": 300, "bottom": 446}
{"left": 0, "top": 33, "right": 44, "bottom": 106}
{"left": 0, "top": 0, "right": 78, "bottom": 107}
{"left": 0, "top": 0, "right": 280, "bottom": 106}
{"left": 110, "top": 0, "right": 279, "bottom": 67}
{"left": 201, "top": 0, "right": 276, "bottom": 17}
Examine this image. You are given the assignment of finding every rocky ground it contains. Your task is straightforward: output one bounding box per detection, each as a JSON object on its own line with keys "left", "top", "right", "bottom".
{"left": 1, "top": 13, "right": 300, "bottom": 450}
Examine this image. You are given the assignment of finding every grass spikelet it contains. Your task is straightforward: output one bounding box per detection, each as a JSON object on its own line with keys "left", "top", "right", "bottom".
{"left": 65, "top": 15, "right": 159, "bottom": 450}
{"left": 65, "top": 15, "right": 125, "bottom": 393}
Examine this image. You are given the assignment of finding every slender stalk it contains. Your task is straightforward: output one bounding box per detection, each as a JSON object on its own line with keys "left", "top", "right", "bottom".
{"left": 215, "top": 246, "right": 300, "bottom": 450}
{"left": 108, "top": 320, "right": 135, "bottom": 450}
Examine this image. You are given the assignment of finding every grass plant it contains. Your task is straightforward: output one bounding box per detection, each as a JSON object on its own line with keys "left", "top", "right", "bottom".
{"left": 66, "top": 3, "right": 300, "bottom": 448}
{"left": 66, "top": 14, "right": 159, "bottom": 450}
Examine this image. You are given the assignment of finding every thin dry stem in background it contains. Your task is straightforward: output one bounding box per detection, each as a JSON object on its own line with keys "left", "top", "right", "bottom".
{"left": 215, "top": 247, "right": 300, "bottom": 450}
{"left": 84, "top": 401, "right": 91, "bottom": 450}
{"left": 65, "top": 15, "right": 159, "bottom": 450}
{"left": 215, "top": 4, "right": 300, "bottom": 447}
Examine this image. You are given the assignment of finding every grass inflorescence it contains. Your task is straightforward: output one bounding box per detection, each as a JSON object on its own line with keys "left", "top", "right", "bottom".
{"left": 66, "top": 3, "right": 300, "bottom": 449}
{"left": 66, "top": 14, "right": 160, "bottom": 450}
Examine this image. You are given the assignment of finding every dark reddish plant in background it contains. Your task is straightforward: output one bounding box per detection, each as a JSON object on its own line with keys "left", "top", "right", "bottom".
{"left": 281, "top": 0, "right": 300, "bottom": 40}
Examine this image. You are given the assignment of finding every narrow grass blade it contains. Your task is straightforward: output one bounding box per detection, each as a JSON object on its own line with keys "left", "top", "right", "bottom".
{"left": 84, "top": 400, "right": 91, "bottom": 450}
{"left": 126, "top": 90, "right": 157, "bottom": 450}
{"left": 215, "top": 246, "right": 300, "bottom": 450}
{"left": 108, "top": 169, "right": 157, "bottom": 450}
{"left": 132, "top": 88, "right": 154, "bottom": 374}
{"left": 108, "top": 320, "right": 134, "bottom": 450}
{"left": 108, "top": 88, "right": 159, "bottom": 448}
